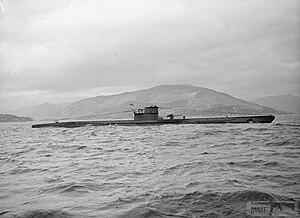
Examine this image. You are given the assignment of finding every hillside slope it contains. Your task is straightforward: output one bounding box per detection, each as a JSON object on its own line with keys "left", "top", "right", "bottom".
{"left": 0, "top": 114, "right": 33, "bottom": 122}
{"left": 13, "top": 102, "right": 70, "bottom": 119}
{"left": 253, "top": 95, "right": 300, "bottom": 114}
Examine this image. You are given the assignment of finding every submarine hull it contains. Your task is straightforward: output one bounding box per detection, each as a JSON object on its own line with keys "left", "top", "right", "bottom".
{"left": 32, "top": 115, "right": 275, "bottom": 128}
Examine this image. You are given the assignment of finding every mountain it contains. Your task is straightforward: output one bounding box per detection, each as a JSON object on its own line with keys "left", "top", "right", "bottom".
{"left": 12, "top": 85, "right": 284, "bottom": 119}
{"left": 253, "top": 95, "right": 300, "bottom": 114}
{"left": 12, "top": 102, "right": 70, "bottom": 120}
{"left": 0, "top": 114, "right": 33, "bottom": 122}
{"left": 56, "top": 84, "right": 282, "bottom": 119}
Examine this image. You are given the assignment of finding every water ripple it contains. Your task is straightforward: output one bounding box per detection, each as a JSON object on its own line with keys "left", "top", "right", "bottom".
{"left": 0, "top": 115, "right": 299, "bottom": 217}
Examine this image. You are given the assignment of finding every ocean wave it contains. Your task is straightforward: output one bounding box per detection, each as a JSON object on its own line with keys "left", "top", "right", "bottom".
{"left": 117, "top": 205, "right": 188, "bottom": 218}
{"left": 265, "top": 139, "right": 294, "bottom": 147}
{"left": 161, "top": 161, "right": 204, "bottom": 175}
{"left": 8, "top": 166, "right": 47, "bottom": 175}
{"left": 226, "top": 159, "right": 275, "bottom": 168}
{"left": 163, "top": 140, "right": 182, "bottom": 147}
{"left": 243, "top": 127, "right": 270, "bottom": 132}
{"left": 263, "top": 161, "right": 281, "bottom": 167}
{"left": 273, "top": 122, "right": 300, "bottom": 128}
{"left": 116, "top": 190, "right": 296, "bottom": 218}
{"left": 0, "top": 209, "right": 73, "bottom": 218}
{"left": 38, "top": 182, "right": 92, "bottom": 196}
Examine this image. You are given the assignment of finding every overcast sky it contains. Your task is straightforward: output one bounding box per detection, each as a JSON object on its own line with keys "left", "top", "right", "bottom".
{"left": 0, "top": 0, "right": 299, "bottom": 111}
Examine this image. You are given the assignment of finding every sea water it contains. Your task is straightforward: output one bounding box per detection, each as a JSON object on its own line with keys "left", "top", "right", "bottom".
{"left": 0, "top": 115, "right": 299, "bottom": 218}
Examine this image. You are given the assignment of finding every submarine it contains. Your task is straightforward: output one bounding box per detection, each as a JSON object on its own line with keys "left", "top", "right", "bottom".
{"left": 32, "top": 106, "right": 275, "bottom": 128}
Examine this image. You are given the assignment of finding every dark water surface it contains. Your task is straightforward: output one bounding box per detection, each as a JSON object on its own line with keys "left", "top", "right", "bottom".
{"left": 1, "top": 115, "right": 299, "bottom": 217}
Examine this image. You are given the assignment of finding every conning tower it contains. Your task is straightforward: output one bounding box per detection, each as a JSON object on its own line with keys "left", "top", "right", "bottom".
{"left": 133, "top": 106, "right": 159, "bottom": 121}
